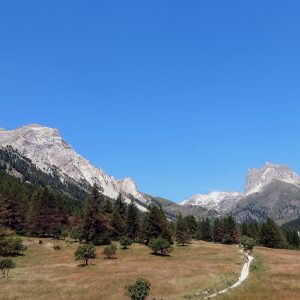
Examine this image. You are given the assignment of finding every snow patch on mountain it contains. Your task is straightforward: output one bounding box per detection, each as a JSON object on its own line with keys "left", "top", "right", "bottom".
{"left": 181, "top": 191, "right": 242, "bottom": 212}
{"left": 0, "top": 124, "right": 148, "bottom": 210}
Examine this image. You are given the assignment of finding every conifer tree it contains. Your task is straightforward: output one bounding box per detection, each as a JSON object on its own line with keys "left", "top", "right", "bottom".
{"left": 200, "top": 218, "right": 212, "bottom": 241}
{"left": 213, "top": 218, "right": 223, "bottom": 243}
{"left": 110, "top": 209, "right": 125, "bottom": 239}
{"left": 83, "top": 184, "right": 108, "bottom": 244}
{"left": 126, "top": 201, "right": 140, "bottom": 240}
{"left": 175, "top": 214, "right": 190, "bottom": 246}
{"left": 184, "top": 215, "right": 198, "bottom": 238}
{"left": 221, "top": 216, "right": 238, "bottom": 243}
{"left": 114, "top": 193, "right": 127, "bottom": 218}
{"left": 141, "top": 205, "right": 172, "bottom": 244}
{"left": 260, "top": 218, "right": 285, "bottom": 248}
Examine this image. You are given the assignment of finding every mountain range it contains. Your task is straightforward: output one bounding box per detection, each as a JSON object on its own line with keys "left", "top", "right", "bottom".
{"left": 1, "top": 124, "right": 300, "bottom": 224}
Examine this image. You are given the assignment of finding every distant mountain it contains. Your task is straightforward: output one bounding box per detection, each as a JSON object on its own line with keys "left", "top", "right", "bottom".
{"left": 181, "top": 162, "right": 300, "bottom": 224}
{"left": 2, "top": 124, "right": 300, "bottom": 224}
{"left": 0, "top": 124, "right": 150, "bottom": 211}
{"left": 245, "top": 162, "right": 300, "bottom": 195}
{"left": 181, "top": 191, "right": 242, "bottom": 213}
{"left": 230, "top": 180, "right": 300, "bottom": 224}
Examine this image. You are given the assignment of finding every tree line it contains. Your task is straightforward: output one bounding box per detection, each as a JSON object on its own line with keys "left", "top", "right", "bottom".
{"left": 0, "top": 169, "right": 299, "bottom": 250}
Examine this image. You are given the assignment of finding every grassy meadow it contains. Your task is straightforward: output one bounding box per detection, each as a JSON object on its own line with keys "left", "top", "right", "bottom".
{"left": 218, "top": 246, "right": 300, "bottom": 300}
{"left": 0, "top": 239, "right": 243, "bottom": 300}
{"left": 1, "top": 238, "right": 300, "bottom": 300}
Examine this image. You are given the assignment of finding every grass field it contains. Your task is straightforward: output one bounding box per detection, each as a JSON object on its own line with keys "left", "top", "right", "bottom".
{"left": 0, "top": 239, "right": 244, "bottom": 300}
{"left": 1, "top": 239, "right": 300, "bottom": 300}
{"left": 218, "top": 246, "right": 300, "bottom": 300}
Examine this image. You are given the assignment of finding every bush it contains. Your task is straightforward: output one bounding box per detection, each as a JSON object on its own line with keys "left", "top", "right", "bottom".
{"left": 103, "top": 244, "right": 117, "bottom": 259}
{"left": 148, "top": 238, "right": 172, "bottom": 256}
{"left": 120, "top": 236, "right": 133, "bottom": 249}
{"left": 0, "top": 258, "right": 15, "bottom": 278}
{"left": 222, "top": 234, "right": 234, "bottom": 245}
{"left": 240, "top": 236, "right": 256, "bottom": 252}
{"left": 0, "top": 237, "right": 27, "bottom": 256}
{"left": 125, "top": 278, "right": 151, "bottom": 300}
{"left": 74, "top": 244, "right": 96, "bottom": 266}
{"left": 70, "top": 226, "right": 85, "bottom": 243}
{"left": 54, "top": 245, "right": 61, "bottom": 250}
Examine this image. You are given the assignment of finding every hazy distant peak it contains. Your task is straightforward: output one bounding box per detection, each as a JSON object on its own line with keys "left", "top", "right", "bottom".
{"left": 245, "top": 162, "right": 300, "bottom": 195}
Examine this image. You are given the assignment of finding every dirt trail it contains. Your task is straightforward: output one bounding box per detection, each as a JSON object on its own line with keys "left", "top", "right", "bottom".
{"left": 204, "top": 250, "right": 254, "bottom": 299}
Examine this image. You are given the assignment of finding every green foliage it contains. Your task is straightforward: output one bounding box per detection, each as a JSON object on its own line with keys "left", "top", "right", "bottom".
{"left": 260, "top": 218, "right": 286, "bottom": 248}
{"left": 126, "top": 201, "right": 140, "bottom": 240}
{"left": 141, "top": 206, "right": 172, "bottom": 245}
{"left": 120, "top": 236, "right": 133, "bottom": 249}
{"left": 250, "top": 257, "right": 266, "bottom": 273}
{"left": 200, "top": 218, "right": 212, "bottom": 242}
{"left": 70, "top": 225, "right": 85, "bottom": 243}
{"left": 239, "top": 235, "right": 256, "bottom": 251}
{"left": 0, "top": 258, "right": 15, "bottom": 278}
{"left": 110, "top": 209, "right": 125, "bottom": 239}
{"left": 125, "top": 278, "right": 151, "bottom": 300}
{"left": 103, "top": 244, "right": 117, "bottom": 259}
{"left": 175, "top": 214, "right": 191, "bottom": 246}
{"left": 222, "top": 233, "right": 234, "bottom": 245}
{"left": 83, "top": 184, "right": 109, "bottom": 244}
{"left": 0, "top": 237, "right": 27, "bottom": 256}
{"left": 148, "top": 238, "right": 172, "bottom": 256}
{"left": 184, "top": 215, "right": 198, "bottom": 238}
{"left": 74, "top": 244, "right": 96, "bottom": 266}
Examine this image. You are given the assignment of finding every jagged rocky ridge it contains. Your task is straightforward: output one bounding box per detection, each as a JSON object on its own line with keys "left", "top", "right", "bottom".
{"left": 181, "top": 162, "right": 300, "bottom": 224}
{"left": 0, "top": 124, "right": 150, "bottom": 211}
{"left": 1, "top": 124, "right": 300, "bottom": 224}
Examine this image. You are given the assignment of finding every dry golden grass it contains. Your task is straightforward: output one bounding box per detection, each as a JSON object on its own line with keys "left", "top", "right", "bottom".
{"left": 0, "top": 239, "right": 243, "bottom": 300}
{"left": 218, "top": 247, "right": 300, "bottom": 300}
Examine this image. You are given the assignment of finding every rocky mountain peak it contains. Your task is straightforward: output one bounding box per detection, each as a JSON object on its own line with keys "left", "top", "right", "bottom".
{"left": 0, "top": 124, "right": 148, "bottom": 210}
{"left": 245, "top": 162, "right": 300, "bottom": 195}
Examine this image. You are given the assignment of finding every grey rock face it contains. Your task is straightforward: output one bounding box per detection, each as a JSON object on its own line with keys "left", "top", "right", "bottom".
{"left": 245, "top": 162, "right": 300, "bottom": 195}
{"left": 0, "top": 124, "right": 148, "bottom": 210}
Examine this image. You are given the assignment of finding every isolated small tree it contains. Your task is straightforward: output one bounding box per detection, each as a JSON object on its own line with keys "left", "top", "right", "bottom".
{"left": 103, "top": 244, "right": 117, "bottom": 259}
{"left": 0, "top": 258, "right": 15, "bottom": 278}
{"left": 120, "top": 236, "right": 133, "bottom": 249}
{"left": 240, "top": 236, "right": 256, "bottom": 252}
{"left": 74, "top": 244, "right": 96, "bottom": 266}
{"left": 0, "top": 237, "right": 27, "bottom": 256}
{"left": 148, "top": 238, "right": 172, "bottom": 256}
{"left": 125, "top": 278, "right": 151, "bottom": 300}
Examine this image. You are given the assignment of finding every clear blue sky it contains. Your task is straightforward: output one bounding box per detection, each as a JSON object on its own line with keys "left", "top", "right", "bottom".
{"left": 1, "top": 1, "right": 300, "bottom": 202}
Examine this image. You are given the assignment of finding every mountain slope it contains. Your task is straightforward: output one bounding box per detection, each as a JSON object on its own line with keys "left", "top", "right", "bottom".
{"left": 245, "top": 162, "right": 300, "bottom": 195}
{"left": 0, "top": 124, "right": 149, "bottom": 210}
{"left": 230, "top": 180, "right": 300, "bottom": 224}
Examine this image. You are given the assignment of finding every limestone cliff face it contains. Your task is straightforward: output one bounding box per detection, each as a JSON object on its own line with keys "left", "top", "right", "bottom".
{"left": 0, "top": 124, "right": 148, "bottom": 210}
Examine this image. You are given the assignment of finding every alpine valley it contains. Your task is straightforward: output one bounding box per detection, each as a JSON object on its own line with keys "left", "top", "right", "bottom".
{"left": 1, "top": 124, "right": 300, "bottom": 225}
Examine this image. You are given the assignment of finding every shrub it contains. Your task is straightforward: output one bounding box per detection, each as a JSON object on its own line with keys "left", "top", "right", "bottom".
{"left": 0, "top": 237, "right": 27, "bottom": 256}
{"left": 103, "top": 244, "right": 117, "bottom": 259}
{"left": 240, "top": 236, "right": 256, "bottom": 252}
{"left": 125, "top": 278, "right": 151, "bottom": 300}
{"left": 70, "top": 226, "right": 85, "bottom": 243}
{"left": 120, "top": 236, "right": 133, "bottom": 249}
{"left": 54, "top": 245, "right": 61, "bottom": 250}
{"left": 74, "top": 244, "right": 96, "bottom": 266}
{"left": 222, "top": 234, "right": 234, "bottom": 245}
{"left": 0, "top": 258, "right": 15, "bottom": 278}
{"left": 148, "top": 238, "right": 172, "bottom": 256}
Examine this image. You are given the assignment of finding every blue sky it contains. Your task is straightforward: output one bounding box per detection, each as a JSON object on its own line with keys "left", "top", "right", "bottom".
{"left": 1, "top": 1, "right": 300, "bottom": 202}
